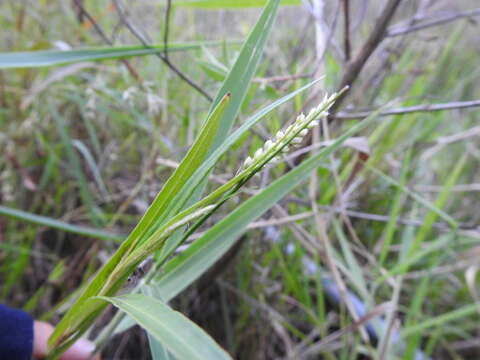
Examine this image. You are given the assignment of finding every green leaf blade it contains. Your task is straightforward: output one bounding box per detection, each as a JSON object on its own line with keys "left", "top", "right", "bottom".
{"left": 208, "top": 0, "right": 281, "bottom": 150}
{"left": 0, "top": 205, "right": 123, "bottom": 242}
{"left": 100, "top": 294, "right": 232, "bottom": 360}
{"left": 0, "top": 42, "right": 226, "bottom": 69}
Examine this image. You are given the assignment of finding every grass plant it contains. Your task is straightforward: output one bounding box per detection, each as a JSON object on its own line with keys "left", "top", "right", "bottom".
{"left": 1, "top": 0, "right": 479, "bottom": 359}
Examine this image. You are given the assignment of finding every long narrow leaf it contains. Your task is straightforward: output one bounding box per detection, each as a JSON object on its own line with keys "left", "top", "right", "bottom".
{"left": 367, "top": 165, "right": 458, "bottom": 228}
{"left": 0, "top": 206, "right": 123, "bottom": 242}
{"left": 99, "top": 294, "right": 232, "bottom": 360}
{"left": 0, "top": 42, "right": 226, "bottom": 68}
{"left": 401, "top": 303, "right": 478, "bottom": 338}
{"left": 208, "top": 0, "right": 280, "bottom": 149}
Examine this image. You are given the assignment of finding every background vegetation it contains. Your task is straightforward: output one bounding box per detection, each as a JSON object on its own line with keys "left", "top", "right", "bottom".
{"left": 1, "top": 0, "right": 480, "bottom": 359}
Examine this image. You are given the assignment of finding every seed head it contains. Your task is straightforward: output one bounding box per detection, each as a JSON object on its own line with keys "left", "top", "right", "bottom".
{"left": 297, "top": 113, "right": 306, "bottom": 123}
{"left": 307, "top": 119, "right": 320, "bottom": 129}
{"left": 264, "top": 140, "right": 275, "bottom": 151}
{"left": 241, "top": 90, "right": 339, "bottom": 172}
{"left": 244, "top": 156, "right": 253, "bottom": 167}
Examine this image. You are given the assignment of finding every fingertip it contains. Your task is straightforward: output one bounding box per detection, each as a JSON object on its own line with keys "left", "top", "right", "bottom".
{"left": 61, "top": 337, "right": 99, "bottom": 360}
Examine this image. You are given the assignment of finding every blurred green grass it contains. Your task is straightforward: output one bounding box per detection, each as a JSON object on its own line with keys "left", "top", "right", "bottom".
{"left": 1, "top": 1, "right": 479, "bottom": 359}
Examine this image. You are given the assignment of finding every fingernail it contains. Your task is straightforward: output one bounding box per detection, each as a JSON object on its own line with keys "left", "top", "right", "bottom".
{"left": 63, "top": 338, "right": 97, "bottom": 360}
{"left": 74, "top": 338, "right": 96, "bottom": 353}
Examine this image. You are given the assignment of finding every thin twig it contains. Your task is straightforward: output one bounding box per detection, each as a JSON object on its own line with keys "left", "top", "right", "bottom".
{"left": 334, "top": 99, "right": 480, "bottom": 119}
{"left": 253, "top": 73, "right": 312, "bottom": 84}
{"left": 421, "top": 124, "right": 480, "bottom": 160}
{"left": 163, "top": 0, "right": 172, "bottom": 60}
{"left": 300, "top": 302, "right": 393, "bottom": 357}
{"left": 403, "top": 258, "right": 480, "bottom": 280}
{"left": 378, "top": 276, "right": 402, "bottom": 358}
{"left": 310, "top": 186, "right": 371, "bottom": 343}
{"left": 414, "top": 184, "right": 480, "bottom": 193}
{"left": 387, "top": 7, "right": 480, "bottom": 37}
{"left": 112, "top": 0, "right": 212, "bottom": 101}
{"left": 74, "top": 0, "right": 110, "bottom": 44}
{"left": 330, "top": 0, "right": 403, "bottom": 114}
{"left": 293, "top": 0, "right": 403, "bottom": 166}
{"left": 362, "top": 0, "right": 432, "bottom": 106}
{"left": 343, "top": 0, "right": 351, "bottom": 61}
{"left": 72, "top": 0, "right": 142, "bottom": 82}
{"left": 185, "top": 205, "right": 477, "bottom": 243}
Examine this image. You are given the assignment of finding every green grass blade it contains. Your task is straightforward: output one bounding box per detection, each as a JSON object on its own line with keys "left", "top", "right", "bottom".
{"left": 2, "top": 227, "right": 35, "bottom": 297}
{"left": 0, "top": 42, "right": 227, "bottom": 68}
{"left": 0, "top": 205, "right": 123, "bottom": 241}
{"left": 141, "top": 287, "right": 177, "bottom": 360}
{"left": 24, "top": 261, "right": 66, "bottom": 312}
{"left": 333, "top": 220, "right": 369, "bottom": 300}
{"left": 407, "top": 153, "right": 466, "bottom": 257}
{"left": 156, "top": 115, "right": 377, "bottom": 301}
{"left": 99, "top": 294, "right": 232, "bottom": 360}
{"left": 378, "top": 234, "right": 453, "bottom": 281}
{"left": 208, "top": 0, "right": 281, "bottom": 150}
{"left": 401, "top": 303, "right": 478, "bottom": 338}
{"left": 132, "top": 93, "right": 231, "bottom": 247}
{"left": 367, "top": 165, "right": 457, "bottom": 228}
{"left": 149, "top": 337, "right": 176, "bottom": 360}
{"left": 50, "top": 103, "right": 104, "bottom": 226}
{"left": 379, "top": 149, "right": 411, "bottom": 265}
{"left": 72, "top": 140, "right": 109, "bottom": 199}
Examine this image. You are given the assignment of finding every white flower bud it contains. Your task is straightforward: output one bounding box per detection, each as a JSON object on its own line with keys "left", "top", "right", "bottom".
{"left": 292, "top": 137, "right": 303, "bottom": 144}
{"left": 308, "top": 119, "right": 320, "bottom": 128}
{"left": 254, "top": 148, "right": 263, "bottom": 159}
{"left": 264, "top": 140, "right": 275, "bottom": 151}
{"left": 276, "top": 130, "right": 285, "bottom": 140}
{"left": 300, "top": 128, "right": 308, "bottom": 136}
{"left": 297, "top": 113, "right": 306, "bottom": 124}
{"left": 244, "top": 156, "right": 253, "bottom": 167}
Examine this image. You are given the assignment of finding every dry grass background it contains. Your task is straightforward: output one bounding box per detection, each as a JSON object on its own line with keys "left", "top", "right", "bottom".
{"left": 1, "top": 0, "right": 480, "bottom": 358}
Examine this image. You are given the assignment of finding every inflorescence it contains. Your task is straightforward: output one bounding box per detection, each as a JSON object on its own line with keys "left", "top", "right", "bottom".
{"left": 242, "top": 91, "right": 340, "bottom": 171}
